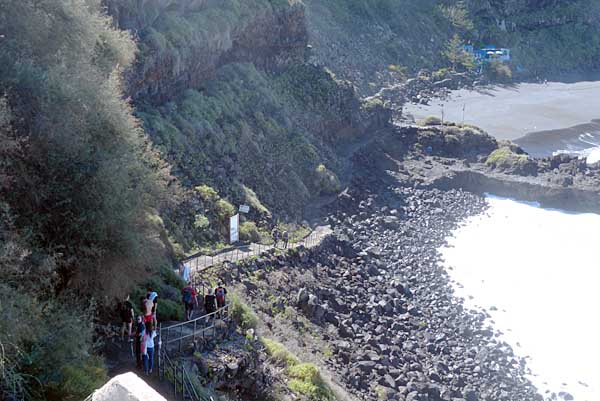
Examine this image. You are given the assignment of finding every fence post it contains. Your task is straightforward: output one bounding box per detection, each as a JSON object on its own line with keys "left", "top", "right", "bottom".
{"left": 179, "top": 324, "right": 183, "bottom": 353}
{"left": 193, "top": 319, "right": 197, "bottom": 343}
{"left": 181, "top": 364, "right": 185, "bottom": 399}
{"left": 158, "top": 323, "right": 162, "bottom": 379}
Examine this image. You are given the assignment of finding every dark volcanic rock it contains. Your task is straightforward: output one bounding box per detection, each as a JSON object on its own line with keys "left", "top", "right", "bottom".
{"left": 295, "top": 185, "right": 544, "bottom": 400}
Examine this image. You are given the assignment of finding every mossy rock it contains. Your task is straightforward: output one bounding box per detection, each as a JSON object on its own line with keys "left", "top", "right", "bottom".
{"left": 486, "top": 147, "right": 538, "bottom": 176}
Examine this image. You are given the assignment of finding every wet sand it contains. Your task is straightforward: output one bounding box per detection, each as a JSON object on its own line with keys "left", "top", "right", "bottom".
{"left": 403, "top": 81, "right": 600, "bottom": 141}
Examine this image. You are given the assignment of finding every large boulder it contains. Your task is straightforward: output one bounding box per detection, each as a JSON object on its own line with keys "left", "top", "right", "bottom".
{"left": 89, "top": 372, "right": 167, "bottom": 401}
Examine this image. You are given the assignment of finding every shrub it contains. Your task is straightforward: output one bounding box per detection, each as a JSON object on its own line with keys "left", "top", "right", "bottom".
{"left": 230, "top": 295, "right": 258, "bottom": 331}
{"left": 194, "top": 214, "right": 210, "bottom": 230}
{"left": 486, "top": 147, "right": 528, "bottom": 167}
{"left": 485, "top": 61, "right": 513, "bottom": 82}
{"left": 52, "top": 356, "right": 107, "bottom": 401}
{"left": 261, "top": 338, "right": 299, "bottom": 367}
{"left": 195, "top": 185, "right": 219, "bottom": 202}
{"left": 419, "top": 116, "right": 442, "bottom": 126}
{"left": 215, "top": 199, "right": 236, "bottom": 220}
{"left": 157, "top": 298, "right": 184, "bottom": 322}
{"left": 160, "top": 265, "right": 185, "bottom": 289}
{"left": 314, "top": 164, "right": 341, "bottom": 195}
{"left": 287, "top": 363, "right": 333, "bottom": 401}
{"left": 239, "top": 221, "right": 261, "bottom": 243}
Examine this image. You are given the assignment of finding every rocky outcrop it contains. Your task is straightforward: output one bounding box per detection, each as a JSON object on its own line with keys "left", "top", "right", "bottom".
{"left": 88, "top": 373, "right": 166, "bottom": 401}
{"left": 356, "top": 125, "right": 600, "bottom": 214}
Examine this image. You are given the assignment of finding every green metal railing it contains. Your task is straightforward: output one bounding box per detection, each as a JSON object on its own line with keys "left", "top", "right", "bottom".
{"left": 157, "top": 305, "right": 230, "bottom": 401}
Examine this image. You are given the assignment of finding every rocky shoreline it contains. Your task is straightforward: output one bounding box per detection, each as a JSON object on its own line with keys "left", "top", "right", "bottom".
{"left": 210, "top": 118, "right": 600, "bottom": 401}
{"left": 220, "top": 181, "right": 548, "bottom": 400}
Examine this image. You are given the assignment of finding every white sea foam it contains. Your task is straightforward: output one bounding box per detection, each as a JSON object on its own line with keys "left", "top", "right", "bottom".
{"left": 440, "top": 195, "right": 600, "bottom": 401}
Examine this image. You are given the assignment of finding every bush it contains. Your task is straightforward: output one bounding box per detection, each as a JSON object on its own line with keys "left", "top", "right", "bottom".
{"left": 239, "top": 221, "right": 261, "bottom": 243}
{"left": 230, "top": 295, "right": 258, "bottom": 331}
{"left": 287, "top": 363, "right": 333, "bottom": 401}
{"left": 194, "top": 214, "right": 210, "bottom": 229}
{"left": 160, "top": 265, "right": 185, "bottom": 289}
{"left": 485, "top": 146, "right": 537, "bottom": 176}
{"left": 419, "top": 116, "right": 442, "bottom": 126}
{"left": 261, "top": 338, "right": 299, "bottom": 367}
{"left": 215, "top": 199, "right": 236, "bottom": 219}
{"left": 258, "top": 337, "right": 333, "bottom": 400}
{"left": 195, "top": 185, "right": 219, "bottom": 202}
{"left": 52, "top": 356, "right": 107, "bottom": 401}
{"left": 157, "top": 298, "right": 184, "bottom": 322}
{"left": 485, "top": 61, "right": 513, "bottom": 82}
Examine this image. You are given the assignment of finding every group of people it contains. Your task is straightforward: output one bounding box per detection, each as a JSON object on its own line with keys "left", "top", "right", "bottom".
{"left": 118, "top": 280, "right": 229, "bottom": 374}
{"left": 181, "top": 280, "right": 228, "bottom": 321}
{"left": 271, "top": 227, "right": 289, "bottom": 249}
{"left": 119, "top": 288, "right": 159, "bottom": 375}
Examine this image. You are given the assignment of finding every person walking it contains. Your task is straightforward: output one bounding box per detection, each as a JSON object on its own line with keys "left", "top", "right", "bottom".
{"left": 142, "top": 295, "right": 153, "bottom": 324}
{"left": 179, "top": 262, "right": 191, "bottom": 283}
{"left": 141, "top": 321, "right": 157, "bottom": 375}
{"left": 119, "top": 295, "right": 134, "bottom": 341}
{"left": 134, "top": 315, "right": 145, "bottom": 370}
{"left": 146, "top": 288, "right": 158, "bottom": 326}
{"left": 204, "top": 293, "right": 216, "bottom": 315}
{"left": 214, "top": 284, "right": 228, "bottom": 309}
{"left": 182, "top": 282, "right": 198, "bottom": 321}
{"left": 271, "top": 227, "right": 280, "bottom": 248}
{"left": 281, "top": 230, "right": 289, "bottom": 249}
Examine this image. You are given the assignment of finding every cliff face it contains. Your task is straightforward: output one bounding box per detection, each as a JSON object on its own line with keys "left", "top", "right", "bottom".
{"left": 106, "top": 0, "right": 308, "bottom": 103}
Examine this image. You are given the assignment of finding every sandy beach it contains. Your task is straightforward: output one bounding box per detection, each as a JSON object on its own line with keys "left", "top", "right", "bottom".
{"left": 403, "top": 81, "right": 600, "bottom": 141}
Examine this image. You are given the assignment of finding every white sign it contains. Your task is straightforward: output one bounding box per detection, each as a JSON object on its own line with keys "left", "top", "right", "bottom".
{"left": 239, "top": 204, "right": 250, "bottom": 213}
{"left": 229, "top": 214, "right": 239, "bottom": 243}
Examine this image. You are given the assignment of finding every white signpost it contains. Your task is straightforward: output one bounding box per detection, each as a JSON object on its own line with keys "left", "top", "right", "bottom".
{"left": 230, "top": 214, "right": 239, "bottom": 244}
{"left": 239, "top": 204, "right": 250, "bottom": 214}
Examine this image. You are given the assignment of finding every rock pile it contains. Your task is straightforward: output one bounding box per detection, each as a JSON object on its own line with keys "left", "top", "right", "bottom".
{"left": 261, "top": 185, "right": 543, "bottom": 401}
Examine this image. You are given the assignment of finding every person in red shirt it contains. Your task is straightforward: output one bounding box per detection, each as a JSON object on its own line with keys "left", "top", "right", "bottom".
{"left": 181, "top": 282, "right": 198, "bottom": 321}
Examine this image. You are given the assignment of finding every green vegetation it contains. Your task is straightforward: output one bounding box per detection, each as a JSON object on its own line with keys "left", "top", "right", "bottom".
{"left": 140, "top": 62, "right": 359, "bottom": 252}
{"left": 485, "top": 146, "right": 536, "bottom": 176}
{"left": 261, "top": 337, "right": 333, "bottom": 400}
{"left": 261, "top": 338, "right": 300, "bottom": 366}
{"left": 0, "top": 0, "right": 179, "bottom": 399}
{"left": 240, "top": 221, "right": 261, "bottom": 243}
{"left": 287, "top": 363, "right": 333, "bottom": 401}
{"left": 230, "top": 295, "right": 259, "bottom": 331}
{"left": 443, "top": 34, "right": 475, "bottom": 72}
{"left": 419, "top": 116, "right": 443, "bottom": 126}
{"left": 486, "top": 147, "right": 528, "bottom": 167}
{"left": 485, "top": 61, "right": 513, "bottom": 82}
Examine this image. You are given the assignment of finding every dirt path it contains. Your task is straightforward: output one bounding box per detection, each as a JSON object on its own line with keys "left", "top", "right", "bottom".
{"left": 104, "top": 338, "right": 175, "bottom": 400}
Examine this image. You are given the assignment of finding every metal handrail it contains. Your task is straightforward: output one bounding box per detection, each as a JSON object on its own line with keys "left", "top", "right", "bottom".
{"left": 161, "top": 350, "right": 211, "bottom": 401}
{"left": 181, "top": 228, "right": 327, "bottom": 274}
{"left": 160, "top": 304, "right": 229, "bottom": 354}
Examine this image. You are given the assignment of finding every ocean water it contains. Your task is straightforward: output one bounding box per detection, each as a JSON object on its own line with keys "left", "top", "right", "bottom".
{"left": 440, "top": 196, "right": 600, "bottom": 401}
{"left": 515, "top": 124, "right": 600, "bottom": 164}
{"left": 552, "top": 131, "right": 600, "bottom": 164}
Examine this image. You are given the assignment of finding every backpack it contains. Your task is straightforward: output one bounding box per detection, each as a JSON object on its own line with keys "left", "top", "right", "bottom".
{"left": 215, "top": 288, "right": 225, "bottom": 302}
{"left": 182, "top": 287, "right": 193, "bottom": 304}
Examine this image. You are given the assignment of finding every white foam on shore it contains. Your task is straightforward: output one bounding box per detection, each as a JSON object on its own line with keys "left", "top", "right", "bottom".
{"left": 440, "top": 195, "right": 600, "bottom": 401}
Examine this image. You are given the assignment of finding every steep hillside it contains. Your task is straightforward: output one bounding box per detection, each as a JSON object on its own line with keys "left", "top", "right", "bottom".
{"left": 468, "top": 0, "right": 600, "bottom": 75}
{"left": 105, "top": 0, "right": 390, "bottom": 251}
{"left": 304, "top": 0, "right": 600, "bottom": 93}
